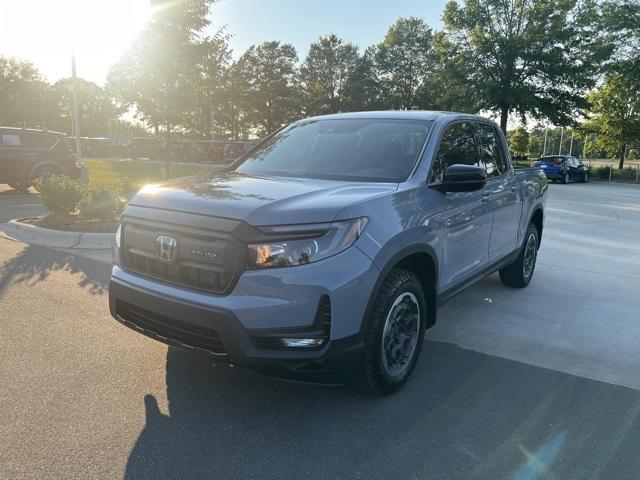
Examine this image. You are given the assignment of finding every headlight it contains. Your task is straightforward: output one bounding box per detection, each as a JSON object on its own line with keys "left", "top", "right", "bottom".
{"left": 112, "top": 225, "right": 122, "bottom": 266}
{"left": 247, "top": 217, "right": 368, "bottom": 269}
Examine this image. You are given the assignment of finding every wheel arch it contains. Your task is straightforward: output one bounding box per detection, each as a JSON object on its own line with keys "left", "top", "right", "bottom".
{"left": 530, "top": 206, "right": 544, "bottom": 248}
{"left": 29, "top": 161, "right": 66, "bottom": 182}
{"left": 361, "top": 245, "right": 439, "bottom": 333}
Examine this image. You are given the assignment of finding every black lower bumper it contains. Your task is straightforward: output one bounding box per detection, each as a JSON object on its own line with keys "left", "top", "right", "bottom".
{"left": 109, "top": 278, "right": 363, "bottom": 384}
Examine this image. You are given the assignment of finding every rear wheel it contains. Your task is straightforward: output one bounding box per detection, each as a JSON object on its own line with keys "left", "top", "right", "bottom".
{"left": 353, "top": 269, "right": 426, "bottom": 395}
{"left": 30, "top": 164, "right": 62, "bottom": 184}
{"left": 499, "top": 223, "right": 539, "bottom": 288}
{"left": 9, "top": 180, "right": 30, "bottom": 193}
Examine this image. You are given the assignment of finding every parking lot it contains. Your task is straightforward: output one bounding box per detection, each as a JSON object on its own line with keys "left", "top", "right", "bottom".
{"left": 1, "top": 181, "right": 640, "bottom": 479}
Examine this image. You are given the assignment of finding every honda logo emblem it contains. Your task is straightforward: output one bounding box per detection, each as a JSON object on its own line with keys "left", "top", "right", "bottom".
{"left": 155, "top": 235, "right": 177, "bottom": 263}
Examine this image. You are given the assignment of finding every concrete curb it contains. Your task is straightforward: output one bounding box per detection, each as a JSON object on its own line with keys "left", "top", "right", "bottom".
{"left": 2, "top": 218, "right": 114, "bottom": 250}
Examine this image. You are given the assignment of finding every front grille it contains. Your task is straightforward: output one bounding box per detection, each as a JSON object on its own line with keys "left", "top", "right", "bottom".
{"left": 117, "top": 301, "right": 226, "bottom": 355}
{"left": 122, "top": 222, "right": 240, "bottom": 294}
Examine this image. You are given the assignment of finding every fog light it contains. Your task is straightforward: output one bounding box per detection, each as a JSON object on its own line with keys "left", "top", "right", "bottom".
{"left": 280, "top": 338, "right": 325, "bottom": 348}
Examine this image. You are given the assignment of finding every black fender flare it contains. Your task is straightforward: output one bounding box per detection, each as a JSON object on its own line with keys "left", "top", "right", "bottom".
{"left": 359, "top": 244, "right": 439, "bottom": 335}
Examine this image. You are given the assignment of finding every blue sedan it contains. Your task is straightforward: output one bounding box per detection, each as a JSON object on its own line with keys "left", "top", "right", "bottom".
{"left": 532, "top": 156, "right": 590, "bottom": 184}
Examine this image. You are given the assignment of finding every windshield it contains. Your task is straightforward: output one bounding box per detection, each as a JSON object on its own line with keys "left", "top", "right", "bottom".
{"left": 235, "top": 119, "right": 433, "bottom": 182}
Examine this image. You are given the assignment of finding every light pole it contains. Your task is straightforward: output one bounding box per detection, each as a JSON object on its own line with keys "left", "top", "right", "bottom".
{"left": 542, "top": 127, "right": 548, "bottom": 156}
{"left": 558, "top": 127, "right": 564, "bottom": 155}
{"left": 70, "top": 51, "right": 87, "bottom": 181}
{"left": 569, "top": 130, "right": 574, "bottom": 156}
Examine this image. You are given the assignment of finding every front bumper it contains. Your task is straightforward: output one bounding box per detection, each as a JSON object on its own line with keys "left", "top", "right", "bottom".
{"left": 108, "top": 246, "right": 379, "bottom": 383}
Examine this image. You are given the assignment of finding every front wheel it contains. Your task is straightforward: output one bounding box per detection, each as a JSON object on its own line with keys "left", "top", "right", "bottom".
{"left": 583, "top": 171, "right": 589, "bottom": 183}
{"left": 561, "top": 172, "right": 569, "bottom": 184}
{"left": 353, "top": 269, "right": 426, "bottom": 395}
{"left": 9, "top": 181, "right": 30, "bottom": 193}
{"left": 499, "top": 223, "right": 539, "bottom": 288}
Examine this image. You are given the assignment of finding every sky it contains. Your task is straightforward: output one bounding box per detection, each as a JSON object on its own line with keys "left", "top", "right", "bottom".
{"left": 0, "top": 0, "right": 448, "bottom": 85}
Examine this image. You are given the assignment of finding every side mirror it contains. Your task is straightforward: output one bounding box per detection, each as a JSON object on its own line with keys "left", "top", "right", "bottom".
{"left": 431, "top": 164, "right": 487, "bottom": 193}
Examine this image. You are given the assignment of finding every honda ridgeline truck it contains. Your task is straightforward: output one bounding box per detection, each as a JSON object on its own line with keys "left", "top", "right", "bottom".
{"left": 109, "top": 111, "right": 548, "bottom": 395}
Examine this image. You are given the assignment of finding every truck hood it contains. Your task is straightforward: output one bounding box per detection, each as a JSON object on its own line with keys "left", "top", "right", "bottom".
{"left": 128, "top": 171, "right": 397, "bottom": 225}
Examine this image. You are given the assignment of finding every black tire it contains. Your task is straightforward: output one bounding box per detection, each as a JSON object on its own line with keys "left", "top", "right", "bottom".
{"left": 583, "top": 171, "right": 589, "bottom": 183}
{"left": 499, "top": 223, "right": 539, "bottom": 288}
{"left": 353, "top": 269, "right": 427, "bottom": 395}
{"left": 9, "top": 181, "right": 30, "bottom": 193}
{"left": 561, "top": 172, "right": 569, "bottom": 184}
{"left": 30, "top": 164, "right": 62, "bottom": 183}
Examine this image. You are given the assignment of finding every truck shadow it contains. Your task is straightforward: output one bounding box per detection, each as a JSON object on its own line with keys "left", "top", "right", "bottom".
{"left": 0, "top": 242, "right": 109, "bottom": 297}
{"left": 125, "top": 341, "right": 640, "bottom": 479}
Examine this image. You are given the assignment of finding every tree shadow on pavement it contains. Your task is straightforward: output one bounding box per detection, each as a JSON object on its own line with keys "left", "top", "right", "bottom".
{"left": 125, "top": 341, "right": 640, "bottom": 480}
{"left": 0, "top": 242, "right": 110, "bottom": 297}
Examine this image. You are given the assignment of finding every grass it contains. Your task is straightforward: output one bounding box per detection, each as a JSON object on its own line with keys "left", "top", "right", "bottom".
{"left": 84, "top": 158, "right": 223, "bottom": 191}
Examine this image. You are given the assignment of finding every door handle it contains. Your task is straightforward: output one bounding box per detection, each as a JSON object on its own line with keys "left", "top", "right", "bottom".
{"left": 481, "top": 194, "right": 491, "bottom": 203}
{"left": 510, "top": 184, "right": 517, "bottom": 192}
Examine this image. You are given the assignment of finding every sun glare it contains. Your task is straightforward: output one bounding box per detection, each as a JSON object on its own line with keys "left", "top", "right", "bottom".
{"left": 0, "top": 0, "right": 152, "bottom": 84}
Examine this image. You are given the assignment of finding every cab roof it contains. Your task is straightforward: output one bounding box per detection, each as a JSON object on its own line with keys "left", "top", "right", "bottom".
{"left": 304, "top": 110, "right": 486, "bottom": 122}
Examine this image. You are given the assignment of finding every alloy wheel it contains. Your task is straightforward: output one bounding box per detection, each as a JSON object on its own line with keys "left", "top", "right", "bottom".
{"left": 381, "top": 292, "right": 421, "bottom": 377}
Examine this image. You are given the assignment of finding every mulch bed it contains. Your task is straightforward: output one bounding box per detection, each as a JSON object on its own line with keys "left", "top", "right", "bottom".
{"left": 22, "top": 215, "right": 119, "bottom": 233}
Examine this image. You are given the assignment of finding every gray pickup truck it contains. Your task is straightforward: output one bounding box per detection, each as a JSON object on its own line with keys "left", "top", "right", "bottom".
{"left": 109, "top": 111, "right": 548, "bottom": 395}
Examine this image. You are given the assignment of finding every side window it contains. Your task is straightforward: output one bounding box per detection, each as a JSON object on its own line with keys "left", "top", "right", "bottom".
{"left": 475, "top": 123, "right": 505, "bottom": 178}
{"left": 431, "top": 122, "right": 478, "bottom": 183}
{"left": 2, "top": 134, "right": 21, "bottom": 146}
{"left": 21, "top": 132, "right": 56, "bottom": 149}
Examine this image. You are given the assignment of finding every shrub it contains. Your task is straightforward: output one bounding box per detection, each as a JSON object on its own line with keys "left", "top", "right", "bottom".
{"left": 78, "top": 187, "right": 126, "bottom": 221}
{"left": 35, "top": 174, "right": 85, "bottom": 216}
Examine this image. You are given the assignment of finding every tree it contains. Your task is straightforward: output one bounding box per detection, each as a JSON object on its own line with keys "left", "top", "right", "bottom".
{"left": 107, "top": 0, "right": 213, "bottom": 139}
{"left": 215, "top": 60, "right": 251, "bottom": 140}
{"left": 509, "top": 127, "right": 530, "bottom": 155}
{"left": 187, "top": 34, "right": 232, "bottom": 138}
{"left": 375, "top": 17, "right": 437, "bottom": 109}
{"left": 0, "top": 56, "right": 50, "bottom": 127}
{"left": 341, "top": 47, "right": 385, "bottom": 112}
{"left": 584, "top": 73, "right": 640, "bottom": 169}
{"left": 442, "top": 0, "right": 611, "bottom": 133}
{"left": 300, "top": 35, "right": 359, "bottom": 116}
{"left": 48, "top": 78, "right": 119, "bottom": 137}
{"left": 238, "top": 41, "right": 300, "bottom": 136}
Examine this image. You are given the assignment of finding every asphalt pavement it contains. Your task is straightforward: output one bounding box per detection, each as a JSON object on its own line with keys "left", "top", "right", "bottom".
{"left": 1, "top": 182, "right": 640, "bottom": 479}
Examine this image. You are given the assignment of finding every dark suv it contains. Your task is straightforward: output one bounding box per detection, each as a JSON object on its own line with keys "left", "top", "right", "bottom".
{"left": 0, "top": 127, "right": 80, "bottom": 192}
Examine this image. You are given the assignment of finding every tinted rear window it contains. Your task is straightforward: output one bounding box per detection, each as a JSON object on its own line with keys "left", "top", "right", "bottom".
{"left": 21, "top": 132, "right": 57, "bottom": 148}
{"left": 235, "top": 119, "right": 432, "bottom": 182}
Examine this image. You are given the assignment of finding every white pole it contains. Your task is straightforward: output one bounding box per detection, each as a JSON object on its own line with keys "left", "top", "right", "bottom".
{"left": 558, "top": 127, "right": 564, "bottom": 155}
{"left": 71, "top": 51, "right": 83, "bottom": 171}
{"left": 543, "top": 128, "right": 548, "bottom": 156}
{"left": 569, "top": 130, "right": 574, "bottom": 156}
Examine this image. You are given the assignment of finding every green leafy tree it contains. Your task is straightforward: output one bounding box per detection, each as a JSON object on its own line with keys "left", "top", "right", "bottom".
{"left": 187, "top": 33, "right": 232, "bottom": 138}
{"left": 0, "top": 56, "right": 50, "bottom": 127}
{"left": 47, "top": 78, "right": 120, "bottom": 137}
{"left": 442, "top": 0, "right": 611, "bottom": 133}
{"left": 421, "top": 32, "right": 479, "bottom": 113}
{"left": 602, "top": 0, "right": 640, "bottom": 73}
{"left": 238, "top": 41, "right": 300, "bottom": 136}
{"left": 300, "top": 34, "right": 359, "bottom": 116}
{"left": 341, "top": 47, "right": 385, "bottom": 112}
{"left": 584, "top": 73, "right": 640, "bottom": 169}
{"left": 215, "top": 60, "right": 252, "bottom": 140}
{"left": 107, "top": 0, "right": 213, "bottom": 139}
{"left": 509, "top": 127, "right": 530, "bottom": 155}
{"left": 375, "top": 17, "right": 437, "bottom": 109}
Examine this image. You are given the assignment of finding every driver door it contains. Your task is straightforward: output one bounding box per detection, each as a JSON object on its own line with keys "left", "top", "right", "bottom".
{"left": 434, "top": 122, "right": 493, "bottom": 291}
